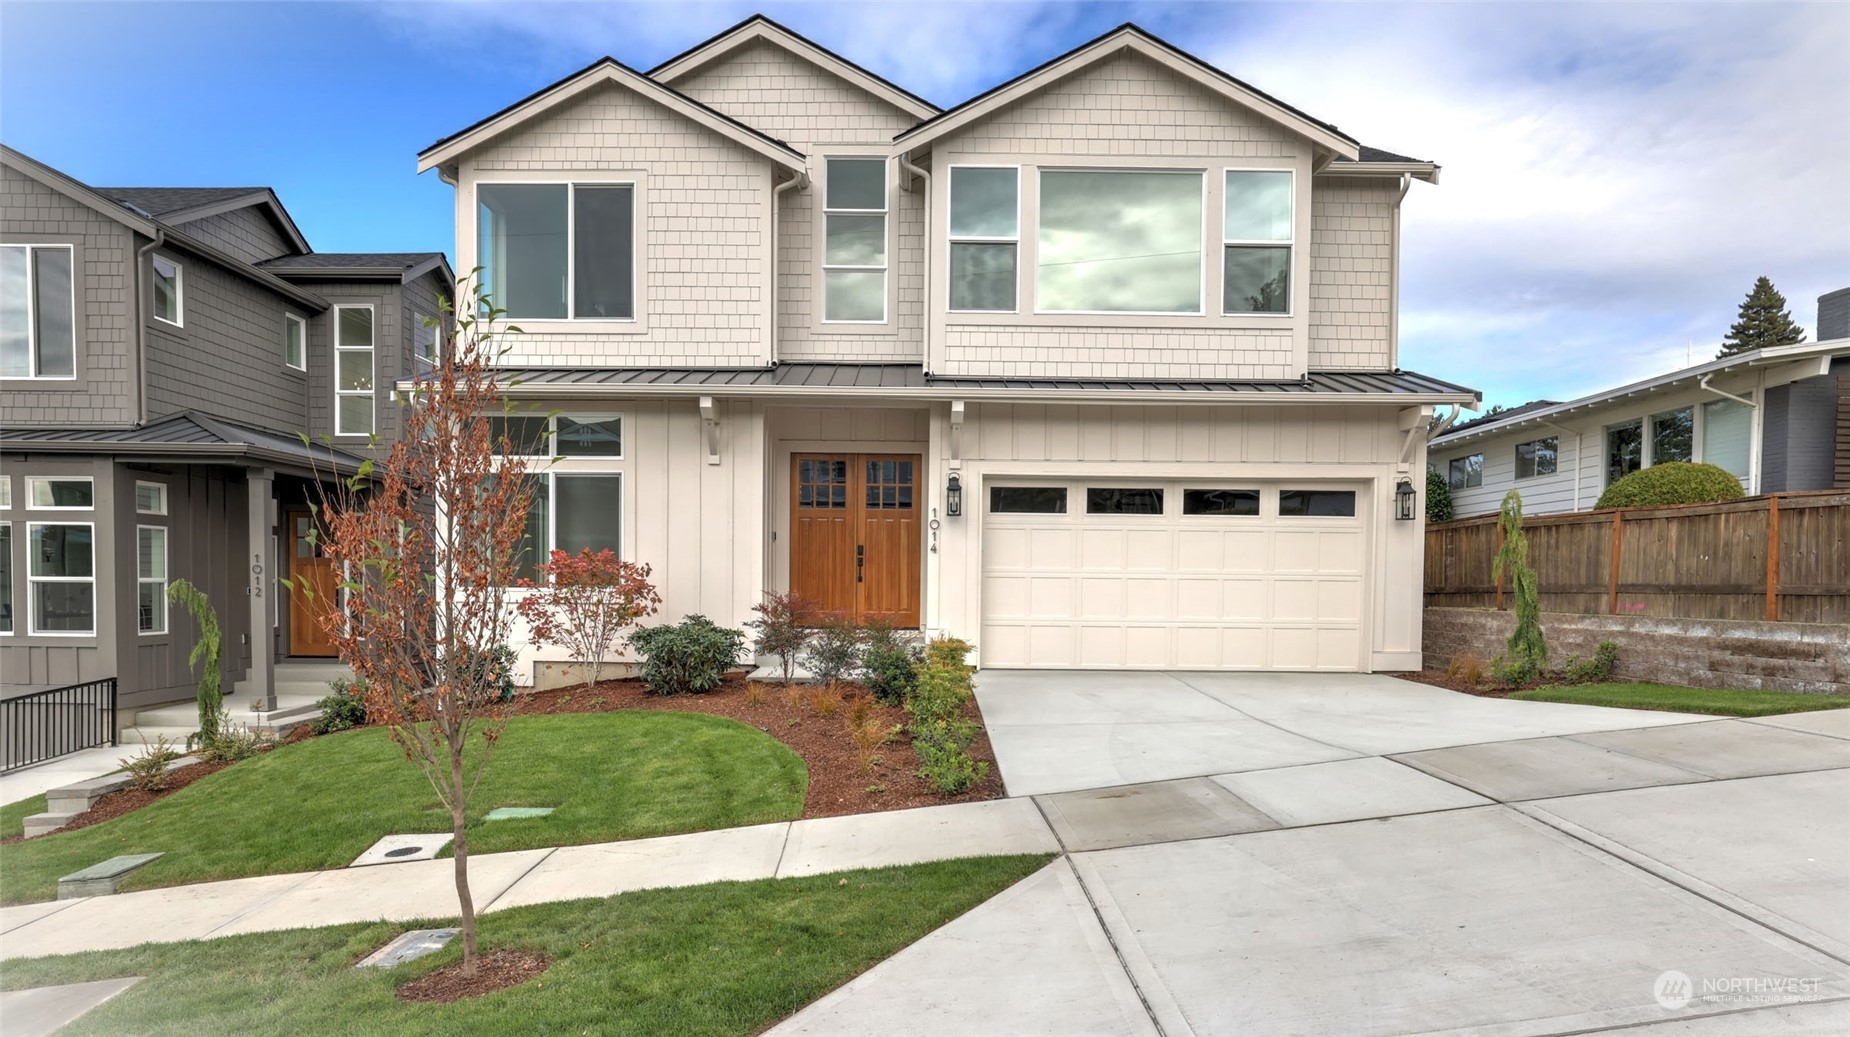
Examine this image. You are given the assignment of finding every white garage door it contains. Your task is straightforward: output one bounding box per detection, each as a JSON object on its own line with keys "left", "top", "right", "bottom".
{"left": 981, "top": 481, "right": 1366, "bottom": 670}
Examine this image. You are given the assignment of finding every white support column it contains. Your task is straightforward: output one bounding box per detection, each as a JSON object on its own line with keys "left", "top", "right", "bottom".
{"left": 247, "top": 468, "right": 277, "bottom": 712}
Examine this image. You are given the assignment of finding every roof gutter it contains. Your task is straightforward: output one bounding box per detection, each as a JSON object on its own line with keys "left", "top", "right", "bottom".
{"left": 133, "top": 228, "right": 165, "bottom": 424}
{"left": 402, "top": 378, "right": 1478, "bottom": 407}
{"left": 1697, "top": 373, "right": 1756, "bottom": 409}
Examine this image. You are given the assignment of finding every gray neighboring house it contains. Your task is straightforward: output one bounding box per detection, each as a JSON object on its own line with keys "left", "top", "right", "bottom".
{"left": 0, "top": 145, "right": 452, "bottom": 721}
{"left": 1430, "top": 292, "right": 1850, "bottom": 517}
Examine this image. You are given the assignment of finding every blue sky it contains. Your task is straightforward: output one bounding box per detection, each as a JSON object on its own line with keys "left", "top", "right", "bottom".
{"left": 4, "top": 1, "right": 1845, "bottom": 407}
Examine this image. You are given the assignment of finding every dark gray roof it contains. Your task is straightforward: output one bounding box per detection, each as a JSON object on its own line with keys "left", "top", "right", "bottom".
{"left": 99, "top": 186, "right": 266, "bottom": 218}
{"left": 1446, "top": 399, "right": 1561, "bottom": 434}
{"left": 1342, "top": 146, "right": 1427, "bottom": 164}
{"left": 259, "top": 252, "right": 444, "bottom": 271}
{"left": 493, "top": 363, "right": 1477, "bottom": 398}
{"left": 1, "top": 412, "right": 370, "bottom": 475}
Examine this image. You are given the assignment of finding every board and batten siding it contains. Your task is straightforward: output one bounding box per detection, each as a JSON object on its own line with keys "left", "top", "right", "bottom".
{"left": 926, "top": 50, "right": 1312, "bottom": 381}
{"left": 454, "top": 82, "right": 775, "bottom": 369}
{"left": 926, "top": 401, "right": 1429, "bottom": 670}
{"left": 0, "top": 166, "right": 139, "bottom": 428}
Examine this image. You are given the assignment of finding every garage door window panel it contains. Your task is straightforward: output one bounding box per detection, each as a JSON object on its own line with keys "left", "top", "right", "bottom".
{"left": 1278, "top": 490, "right": 1356, "bottom": 518}
{"left": 1183, "top": 489, "right": 1260, "bottom": 516}
{"left": 990, "top": 486, "right": 1067, "bottom": 514}
{"left": 1086, "top": 488, "right": 1164, "bottom": 515}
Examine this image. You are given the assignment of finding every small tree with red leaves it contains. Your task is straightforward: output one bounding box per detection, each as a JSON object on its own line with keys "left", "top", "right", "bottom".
{"left": 294, "top": 277, "right": 533, "bottom": 978}
{"left": 745, "top": 591, "right": 815, "bottom": 686}
{"left": 515, "top": 549, "right": 661, "bottom": 690}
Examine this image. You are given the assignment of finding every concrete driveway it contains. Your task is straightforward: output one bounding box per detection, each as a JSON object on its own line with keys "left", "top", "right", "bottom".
{"left": 773, "top": 673, "right": 1850, "bottom": 1036}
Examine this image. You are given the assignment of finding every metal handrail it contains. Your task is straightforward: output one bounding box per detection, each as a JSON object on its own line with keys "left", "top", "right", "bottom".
{"left": 0, "top": 678, "right": 118, "bottom": 773}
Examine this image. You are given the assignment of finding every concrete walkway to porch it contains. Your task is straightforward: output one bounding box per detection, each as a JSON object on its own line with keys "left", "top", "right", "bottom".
{"left": 0, "top": 746, "right": 128, "bottom": 807}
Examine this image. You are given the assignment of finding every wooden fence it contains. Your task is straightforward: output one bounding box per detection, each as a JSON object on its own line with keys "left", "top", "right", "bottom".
{"left": 1424, "top": 490, "right": 1850, "bottom": 624}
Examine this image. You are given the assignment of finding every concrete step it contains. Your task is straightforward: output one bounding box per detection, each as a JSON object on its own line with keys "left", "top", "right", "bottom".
{"left": 114, "top": 726, "right": 197, "bottom": 748}
{"left": 22, "top": 811, "right": 81, "bottom": 838}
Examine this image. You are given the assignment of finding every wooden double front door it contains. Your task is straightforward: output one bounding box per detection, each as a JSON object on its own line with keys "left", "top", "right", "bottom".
{"left": 789, "top": 454, "right": 922, "bottom": 627}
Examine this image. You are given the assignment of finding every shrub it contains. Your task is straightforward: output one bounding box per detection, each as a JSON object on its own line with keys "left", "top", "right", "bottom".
{"left": 1492, "top": 491, "right": 1546, "bottom": 685}
{"left": 916, "top": 738, "right": 988, "bottom": 794}
{"left": 862, "top": 625, "right": 922, "bottom": 706}
{"left": 1444, "top": 652, "right": 1487, "bottom": 686}
{"left": 514, "top": 549, "right": 661, "bottom": 690}
{"left": 167, "top": 579, "right": 223, "bottom": 746}
{"left": 924, "top": 637, "right": 974, "bottom": 674}
{"left": 449, "top": 645, "right": 517, "bottom": 703}
{"left": 629, "top": 614, "right": 744, "bottom": 695}
{"left": 745, "top": 591, "right": 815, "bottom": 686}
{"left": 1562, "top": 640, "right": 1620, "bottom": 684}
{"left": 808, "top": 687, "right": 841, "bottom": 716}
{"left": 120, "top": 735, "right": 184, "bottom": 792}
{"left": 196, "top": 715, "right": 276, "bottom": 763}
{"left": 312, "top": 677, "right": 369, "bottom": 734}
{"left": 802, "top": 617, "right": 863, "bottom": 686}
{"left": 1595, "top": 461, "right": 1744, "bottom": 510}
{"left": 906, "top": 662, "right": 971, "bottom": 727}
{"left": 1425, "top": 469, "right": 1454, "bottom": 522}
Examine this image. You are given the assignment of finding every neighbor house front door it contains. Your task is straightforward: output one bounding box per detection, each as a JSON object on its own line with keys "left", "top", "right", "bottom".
{"left": 790, "top": 454, "right": 921, "bottom": 627}
{"left": 287, "top": 511, "right": 339, "bottom": 657}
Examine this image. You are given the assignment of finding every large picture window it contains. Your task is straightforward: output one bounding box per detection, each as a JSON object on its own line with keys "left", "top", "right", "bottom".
{"left": 28, "top": 522, "right": 94, "bottom": 634}
{"left": 823, "top": 157, "right": 887, "bottom": 322}
{"left": 478, "top": 183, "right": 634, "bottom": 320}
{"left": 1, "top": 243, "right": 75, "bottom": 379}
{"left": 1038, "top": 170, "right": 1202, "bottom": 314}
{"left": 948, "top": 166, "right": 1018, "bottom": 312}
{"left": 492, "top": 413, "right": 625, "bottom": 581}
{"left": 334, "top": 305, "right": 374, "bottom": 436}
{"left": 1223, "top": 170, "right": 1292, "bottom": 314}
{"left": 1702, "top": 399, "right": 1751, "bottom": 479}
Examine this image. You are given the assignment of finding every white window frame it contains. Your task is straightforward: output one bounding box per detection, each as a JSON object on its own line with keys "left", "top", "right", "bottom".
{"left": 1447, "top": 454, "right": 1483, "bottom": 491}
{"left": 492, "top": 413, "right": 627, "bottom": 580}
{"left": 412, "top": 310, "right": 436, "bottom": 368}
{"left": 135, "top": 481, "right": 167, "bottom": 515}
{"left": 26, "top": 520, "right": 95, "bottom": 637}
{"left": 1514, "top": 436, "right": 1559, "bottom": 481}
{"left": 1221, "top": 167, "right": 1295, "bottom": 318}
{"left": 472, "top": 181, "right": 638, "bottom": 324}
{"left": 0, "top": 477, "right": 10, "bottom": 509}
{"left": 1648, "top": 406, "right": 1695, "bottom": 465}
{"left": 284, "top": 313, "right": 307, "bottom": 371}
{"left": 1, "top": 243, "right": 78, "bottom": 380}
{"left": 24, "top": 476, "right": 94, "bottom": 511}
{"left": 333, "top": 304, "right": 375, "bottom": 437}
{"left": 821, "top": 156, "right": 890, "bottom": 325}
{"left": 152, "top": 254, "right": 184, "bottom": 327}
{"left": 946, "top": 164, "right": 1021, "bottom": 314}
{"left": 137, "top": 524, "right": 168, "bottom": 635}
{"left": 1034, "top": 166, "right": 1207, "bottom": 317}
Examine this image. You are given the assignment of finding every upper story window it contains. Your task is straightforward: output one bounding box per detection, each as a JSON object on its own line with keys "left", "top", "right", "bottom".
{"left": 334, "top": 305, "right": 374, "bottom": 436}
{"left": 1515, "top": 437, "right": 1558, "bottom": 479}
{"left": 1223, "top": 170, "right": 1292, "bottom": 314}
{"left": 152, "top": 255, "right": 184, "bottom": 326}
{"left": 1038, "top": 170, "right": 1202, "bottom": 314}
{"left": 478, "top": 183, "right": 634, "bottom": 321}
{"left": 413, "top": 312, "right": 439, "bottom": 368}
{"left": 948, "top": 167, "right": 1019, "bottom": 312}
{"left": 0, "top": 243, "right": 75, "bottom": 379}
{"left": 822, "top": 157, "right": 887, "bottom": 323}
{"left": 284, "top": 313, "right": 307, "bottom": 371}
{"left": 135, "top": 481, "right": 167, "bottom": 515}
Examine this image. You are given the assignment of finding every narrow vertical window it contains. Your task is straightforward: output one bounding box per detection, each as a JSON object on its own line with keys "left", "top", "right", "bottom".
{"left": 823, "top": 157, "right": 887, "bottom": 322}
{"left": 1223, "top": 170, "right": 1292, "bottom": 314}
{"left": 138, "top": 525, "right": 168, "bottom": 634}
{"left": 412, "top": 312, "right": 436, "bottom": 367}
{"left": 1, "top": 244, "right": 76, "bottom": 378}
{"left": 153, "top": 255, "right": 184, "bottom": 326}
{"left": 948, "top": 167, "right": 1018, "bottom": 312}
{"left": 0, "top": 523, "right": 12, "bottom": 634}
{"left": 284, "top": 313, "right": 306, "bottom": 370}
{"left": 334, "top": 305, "right": 375, "bottom": 436}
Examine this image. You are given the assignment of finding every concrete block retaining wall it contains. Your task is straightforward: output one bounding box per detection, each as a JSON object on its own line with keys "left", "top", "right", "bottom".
{"left": 1423, "top": 607, "right": 1850, "bottom": 696}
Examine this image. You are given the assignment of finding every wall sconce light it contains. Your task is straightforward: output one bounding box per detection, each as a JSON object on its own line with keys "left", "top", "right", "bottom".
{"left": 946, "top": 472, "right": 963, "bottom": 517}
{"left": 1395, "top": 477, "right": 1416, "bottom": 521}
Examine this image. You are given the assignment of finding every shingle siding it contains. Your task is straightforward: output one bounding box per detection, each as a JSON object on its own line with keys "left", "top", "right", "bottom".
{"left": 144, "top": 252, "right": 310, "bottom": 434}
{"left": 0, "top": 167, "right": 139, "bottom": 427}
{"left": 1307, "top": 175, "right": 1394, "bottom": 371}
{"left": 669, "top": 39, "right": 917, "bottom": 146}
{"left": 176, "top": 207, "right": 295, "bottom": 265}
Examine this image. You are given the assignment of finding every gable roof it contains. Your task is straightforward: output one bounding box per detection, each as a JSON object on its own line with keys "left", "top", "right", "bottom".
{"left": 418, "top": 56, "right": 807, "bottom": 175}
{"left": 100, "top": 185, "right": 312, "bottom": 255}
{"left": 894, "top": 23, "right": 1360, "bottom": 159}
{"left": 650, "top": 14, "right": 939, "bottom": 120}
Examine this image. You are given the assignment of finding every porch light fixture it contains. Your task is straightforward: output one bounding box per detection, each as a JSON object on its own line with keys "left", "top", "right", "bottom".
{"left": 1394, "top": 477, "right": 1416, "bottom": 521}
{"left": 945, "top": 472, "right": 963, "bottom": 517}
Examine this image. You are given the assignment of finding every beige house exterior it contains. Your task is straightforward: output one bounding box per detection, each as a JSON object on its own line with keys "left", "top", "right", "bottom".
{"left": 416, "top": 16, "right": 1477, "bottom": 677}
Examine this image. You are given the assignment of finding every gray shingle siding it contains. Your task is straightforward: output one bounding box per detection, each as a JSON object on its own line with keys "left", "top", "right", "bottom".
{"left": 0, "top": 167, "right": 139, "bottom": 427}
{"left": 177, "top": 207, "right": 295, "bottom": 265}
{"left": 1763, "top": 357, "right": 1849, "bottom": 493}
{"left": 144, "top": 249, "right": 312, "bottom": 435}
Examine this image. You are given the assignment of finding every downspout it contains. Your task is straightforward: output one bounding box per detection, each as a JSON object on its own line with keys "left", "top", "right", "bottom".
{"left": 770, "top": 171, "right": 808, "bottom": 366}
{"left": 133, "top": 229, "right": 165, "bottom": 425}
{"left": 1389, "top": 173, "right": 1411, "bottom": 368}
{"left": 899, "top": 153, "right": 931, "bottom": 373}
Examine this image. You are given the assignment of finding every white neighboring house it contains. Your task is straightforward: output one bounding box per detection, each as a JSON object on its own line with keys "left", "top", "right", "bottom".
{"left": 1430, "top": 338, "right": 1850, "bottom": 518}
{"left": 415, "top": 15, "right": 1481, "bottom": 677}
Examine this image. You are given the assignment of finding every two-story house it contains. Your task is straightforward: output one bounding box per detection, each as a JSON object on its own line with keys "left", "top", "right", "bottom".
{"left": 419, "top": 16, "right": 1476, "bottom": 677}
{"left": 0, "top": 145, "right": 451, "bottom": 726}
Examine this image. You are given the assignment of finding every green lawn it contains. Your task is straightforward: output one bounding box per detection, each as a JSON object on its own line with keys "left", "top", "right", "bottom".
{"left": 0, "top": 854, "right": 1050, "bottom": 1037}
{"left": 0, "top": 712, "right": 805, "bottom": 905}
{"left": 1512, "top": 682, "right": 1850, "bottom": 718}
{"left": 1, "top": 793, "right": 48, "bottom": 839}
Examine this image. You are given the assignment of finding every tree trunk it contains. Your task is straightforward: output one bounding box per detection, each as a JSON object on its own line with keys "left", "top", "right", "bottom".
{"left": 450, "top": 754, "right": 478, "bottom": 977}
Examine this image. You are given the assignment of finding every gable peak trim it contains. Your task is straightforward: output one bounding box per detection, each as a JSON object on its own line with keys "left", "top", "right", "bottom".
{"left": 650, "top": 14, "right": 939, "bottom": 119}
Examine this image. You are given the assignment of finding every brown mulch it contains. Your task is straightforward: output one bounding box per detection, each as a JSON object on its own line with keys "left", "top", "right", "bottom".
{"left": 1394, "top": 670, "right": 1543, "bottom": 697}
{"left": 395, "top": 949, "right": 550, "bottom": 1003}
{"left": 513, "top": 674, "right": 1005, "bottom": 818}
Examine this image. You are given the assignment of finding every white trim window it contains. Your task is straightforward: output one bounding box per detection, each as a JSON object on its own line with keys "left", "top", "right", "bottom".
{"left": 413, "top": 311, "right": 438, "bottom": 368}
{"left": 1701, "top": 399, "right": 1752, "bottom": 480}
{"left": 822, "top": 157, "right": 888, "bottom": 323}
{"left": 1037, "top": 169, "right": 1203, "bottom": 314}
{"left": 0, "top": 522, "right": 12, "bottom": 635}
{"left": 1447, "top": 454, "right": 1483, "bottom": 491}
{"left": 334, "top": 305, "right": 375, "bottom": 436}
{"left": 137, "top": 525, "right": 168, "bottom": 635}
{"left": 135, "top": 481, "right": 167, "bottom": 515}
{"left": 152, "top": 254, "right": 184, "bottom": 327}
{"left": 0, "top": 477, "right": 10, "bottom": 509}
{"left": 947, "top": 166, "right": 1019, "bottom": 312}
{"left": 477, "top": 183, "right": 635, "bottom": 321}
{"left": 28, "top": 521, "right": 94, "bottom": 635}
{"left": 1, "top": 243, "right": 76, "bottom": 379}
{"left": 1222, "top": 169, "right": 1293, "bottom": 315}
{"left": 1651, "top": 407, "right": 1693, "bottom": 464}
{"left": 490, "top": 412, "right": 625, "bottom": 581}
{"left": 25, "top": 476, "right": 94, "bottom": 509}
{"left": 284, "top": 313, "right": 307, "bottom": 371}
{"left": 1515, "top": 436, "right": 1558, "bottom": 480}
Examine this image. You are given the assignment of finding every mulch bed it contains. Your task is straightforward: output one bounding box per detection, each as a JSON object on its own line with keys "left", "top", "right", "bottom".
{"left": 1395, "top": 670, "right": 1546, "bottom": 697}
{"left": 395, "top": 948, "right": 550, "bottom": 1003}
{"left": 513, "top": 674, "right": 1005, "bottom": 818}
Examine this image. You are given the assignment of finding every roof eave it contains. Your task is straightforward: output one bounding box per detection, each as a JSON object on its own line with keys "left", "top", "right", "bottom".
{"left": 156, "top": 190, "right": 313, "bottom": 255}
{"left": 0, "top": 145, "right": 160, "bottom": 237}
{"left": 160, "top": 229, "right": 330, "bottom": 311}
{"left": 1325, "top": 161, "right": 1441, "bottom": 185}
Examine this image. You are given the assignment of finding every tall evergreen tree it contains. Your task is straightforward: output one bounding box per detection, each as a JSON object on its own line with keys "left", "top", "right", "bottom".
{"left": 1718, "top": 276, "right": 1806, "bottom": 357}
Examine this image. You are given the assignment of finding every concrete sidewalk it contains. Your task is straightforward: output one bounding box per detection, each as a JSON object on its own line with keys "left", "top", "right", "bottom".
{"left": 0, "top": 746, "right": 130, "bottom": 808}
{"left": 0, "top": 797, "right": 1058, "bottom": 961}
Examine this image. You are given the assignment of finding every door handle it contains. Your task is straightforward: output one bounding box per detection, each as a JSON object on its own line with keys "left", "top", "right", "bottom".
{"left": 856, "top": 544, "right": 864, "bottom": 583}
